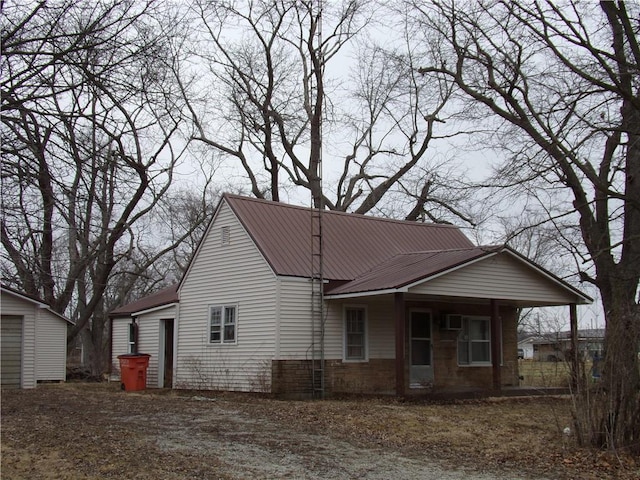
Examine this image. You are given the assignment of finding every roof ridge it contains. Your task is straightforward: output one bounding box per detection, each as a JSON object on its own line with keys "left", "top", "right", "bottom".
{"left": 223, "top": 193, "right": 464, "bottom": 229}
{"left": 393, "top": 245, "right": 503, "bottom": 255}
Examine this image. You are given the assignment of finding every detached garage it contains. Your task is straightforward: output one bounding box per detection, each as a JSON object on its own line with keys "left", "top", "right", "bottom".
{"left": 1, "top": 285, "right": 72, "bottom": 389}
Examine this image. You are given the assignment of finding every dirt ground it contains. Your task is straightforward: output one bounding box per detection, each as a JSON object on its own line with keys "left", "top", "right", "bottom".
{"left": 1, "top": 383, "right": 637, "bottom": 480}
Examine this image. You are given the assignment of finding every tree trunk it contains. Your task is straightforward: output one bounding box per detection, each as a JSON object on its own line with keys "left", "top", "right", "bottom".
{"left": 597, "top": 284, "right": 640, "bottom": 452}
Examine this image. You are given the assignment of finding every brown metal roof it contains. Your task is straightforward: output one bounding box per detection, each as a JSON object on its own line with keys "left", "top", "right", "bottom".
{"left": 224, "top": 194, "right": 474, "bottom": 281}
{"left": 325, "top": 247, "right": 499, "bottom": 295}
{"left": 110, "top": 283, "right": 178, "bottom": 317}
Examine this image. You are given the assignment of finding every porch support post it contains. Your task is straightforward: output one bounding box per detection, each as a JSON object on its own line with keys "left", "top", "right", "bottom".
{"left": 569, "top": 303, "right": 579, "bottom": 388}
{"left": 394, "top": 292, "right": 405, "bottom": 396}
{"left": 490, "top": 299, "right": 501, "bottom": 390}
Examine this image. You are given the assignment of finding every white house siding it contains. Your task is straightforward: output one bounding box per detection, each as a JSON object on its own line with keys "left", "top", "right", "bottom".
{"left": 111, "top": 317, "right": 130, "bottom": 374}
{"left": 409, "top": 253, "right": 578, "bottom": 305}
{"left": 277, "top": 277, "right": 313, "bottom": 358}
{"left": 1, "top": 294, "right": 36, "bottom": 388}
{"left": 35, "top": 310, "right": 67, "bottom": 381}
{"left": 323, "top": 296, "right": 396, "bottom": 360}
{"left": 176, "top": 201, "right": 277, "bottom": 392}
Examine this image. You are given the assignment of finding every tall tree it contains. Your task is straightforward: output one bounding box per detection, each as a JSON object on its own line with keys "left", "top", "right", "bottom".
{"left": 1, "top": 1, "right": 201, "bottom": 373}
{"left": 185, "top": 0, "right": 472, "bottom": 221}
{"left": 411, "top": 0, "right": 639, "bottom": 452}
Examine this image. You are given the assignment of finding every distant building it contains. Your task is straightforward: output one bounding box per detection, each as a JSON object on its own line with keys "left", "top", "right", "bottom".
{"left": 518, "top": 329, "right": 604, "bottom": 362}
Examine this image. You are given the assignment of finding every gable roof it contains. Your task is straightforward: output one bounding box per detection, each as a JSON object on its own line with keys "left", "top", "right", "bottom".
{"left": 325, "top": 246, "right": 499, "bottom": 296}
{"left": 325, "top": 245, "right": 592, "bottom": 305}
{"left": 223, "top": 194, "right": 474, "bottom": 281}
{"left": 109, "top": 283, "right": 178, "bottom": 317}
{"left": 1, "top": 285, "right": 74, "bottom": 324}
{"left": 117, "top": 194, "right": 591, "bottom": 313}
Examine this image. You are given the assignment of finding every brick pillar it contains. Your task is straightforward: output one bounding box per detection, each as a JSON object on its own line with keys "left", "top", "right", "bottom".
{"left": 491, "top": 299, "right": 501, "bottom": 390}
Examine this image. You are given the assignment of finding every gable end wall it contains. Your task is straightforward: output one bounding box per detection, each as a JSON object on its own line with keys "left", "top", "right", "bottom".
{"left": 410, "top": 253, "right": 578, "bottom": 304}
{"left": 176, "top": 201, "right": 277, "bottom": 392}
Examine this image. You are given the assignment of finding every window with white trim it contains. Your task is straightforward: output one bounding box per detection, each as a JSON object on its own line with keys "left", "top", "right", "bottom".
{"left": 457, "top": 316, "right": 491, "bottom": 365}
{"left": 344, "top": 307, "right": 367, "bottom": 361}
{"left": 128, "top": 322, "right": 137, "bottom": 353}
{"left": 209, "top": 305, "right": 237, "bottom": 344}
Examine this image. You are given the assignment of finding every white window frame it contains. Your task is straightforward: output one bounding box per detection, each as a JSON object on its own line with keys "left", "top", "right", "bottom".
{"left": 343, "top": 305, "right": 368, "bottom": 362}
{"left": 128, "top": 322, "right": 137, "bottom": 353}
{"left": 209, "top": 305, "right": 238, "bottom": 345}
{"left": 457, "top": 315, "right": 492, "bottom": 366}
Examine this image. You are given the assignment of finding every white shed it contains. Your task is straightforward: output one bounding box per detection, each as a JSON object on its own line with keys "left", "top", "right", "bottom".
{"left": 1, "top": 286, "right": 73, "bottom": 389}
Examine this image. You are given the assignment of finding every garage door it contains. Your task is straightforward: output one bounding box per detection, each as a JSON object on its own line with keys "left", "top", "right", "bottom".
{"left": 1, "top": 315, "right": 23, "bottom": 388}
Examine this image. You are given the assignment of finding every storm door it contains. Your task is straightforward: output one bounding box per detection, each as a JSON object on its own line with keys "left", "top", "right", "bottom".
{"left": 410, "top": 310, "right": 433, "bottom": 387}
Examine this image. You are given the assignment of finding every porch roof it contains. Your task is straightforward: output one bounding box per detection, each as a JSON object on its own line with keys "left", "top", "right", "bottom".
{"left": 325, "top": 246, "right": 592, "bottom": 307}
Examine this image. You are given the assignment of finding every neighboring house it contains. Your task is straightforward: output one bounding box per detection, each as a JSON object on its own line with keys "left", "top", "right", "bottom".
{"left": 520, "top": 329, "right": 605, "bottom": 362}
{"left": 1, "top": 285, "right": 73, "bottom": 389}
{"left": 110, "top": 194, "right": 592, "bottom": 396}
{"left": 517, "top": 332, "right": 538, "bottom": 360}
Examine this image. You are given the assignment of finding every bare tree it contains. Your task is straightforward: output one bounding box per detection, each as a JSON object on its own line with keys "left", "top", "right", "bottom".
{"left": 1, "top": 1, "right": 203, "bottom": 373}
{"left": 411, "top": 0, "right": 639, "bottom": 452}
{"left": 184, "top": 0, "right": 473, "bottom": 221}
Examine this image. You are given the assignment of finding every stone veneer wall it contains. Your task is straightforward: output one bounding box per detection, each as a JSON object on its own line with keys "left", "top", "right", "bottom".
{"left": 270, "top": 359, "right": 395, "bottom": 397}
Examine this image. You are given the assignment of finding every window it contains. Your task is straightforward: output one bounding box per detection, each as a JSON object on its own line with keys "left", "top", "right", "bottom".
{"left": 458, "top": 316, "right": 491, "bottom": 365}
{"left": 209, "top": 305, "right": 237, "bottom": 344}
{"left": 344, "top": 307, "right": 367, "bottom": 361}
{"left": 128, "top": 322, "right": 137, "bottom": 353}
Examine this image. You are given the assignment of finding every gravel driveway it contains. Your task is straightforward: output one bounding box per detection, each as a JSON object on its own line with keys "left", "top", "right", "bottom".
{"left": 148, "top": 396, "right": 545, "bottom": 480}
{"left": 3, "top": 383, "right": 633, "bottom": 479}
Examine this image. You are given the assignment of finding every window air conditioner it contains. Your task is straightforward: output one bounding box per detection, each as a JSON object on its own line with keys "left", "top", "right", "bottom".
{"left": 444, "top": 314, "right": 463, "bottom": 330}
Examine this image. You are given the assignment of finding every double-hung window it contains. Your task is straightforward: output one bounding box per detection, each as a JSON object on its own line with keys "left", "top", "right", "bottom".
{"left": 344, "top": 307, "right": 367, "bottom": 361}
{"left": 209, "top": 305, "right": 237, "bottom": 344}
{"left": 458, "top": 316, "right": 491, "bottom": 365}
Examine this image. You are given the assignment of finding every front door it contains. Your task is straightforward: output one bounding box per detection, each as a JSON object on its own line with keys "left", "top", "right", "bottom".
{"left": 410, "top": 310, "right": 433, "bottom": 387}
{"left": 162, "top": 319, "right": 174, "bottom": 388}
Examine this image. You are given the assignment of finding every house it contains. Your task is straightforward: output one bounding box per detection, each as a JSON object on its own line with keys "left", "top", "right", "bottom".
{"left": 110, "top": 194, "right": 592, "bottom": 397}
{"left": 1, "top": 285, "right": 73, "bottom": 389}
{"left": 518, "top": 329, "right": 605, "bottom": 362}
{"left": 517, "top": 332, "right": 538, "bottom": 360}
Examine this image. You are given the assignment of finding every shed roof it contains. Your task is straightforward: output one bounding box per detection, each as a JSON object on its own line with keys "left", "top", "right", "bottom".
{"left": 109, "top": 283, "right": 178, "bottom": 317}
{"left": 224, "top": 194, "right": 474, "bottom": 281}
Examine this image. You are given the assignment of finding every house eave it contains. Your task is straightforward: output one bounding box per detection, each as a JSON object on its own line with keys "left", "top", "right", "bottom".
{"left": 131, "top": 302, "right": 178, "bottom": 318}
{"left": 325, "top": 287, "right": 407, "bottom": 300}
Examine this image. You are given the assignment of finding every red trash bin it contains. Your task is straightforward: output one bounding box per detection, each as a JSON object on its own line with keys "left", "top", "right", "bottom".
{"left": 117, "top": 354, "right": 151, "bottom": 391}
